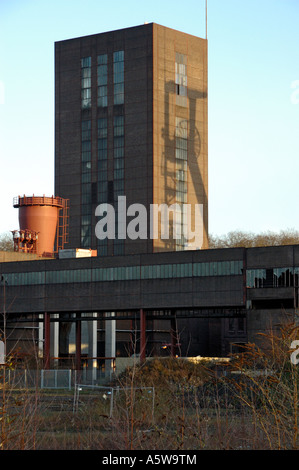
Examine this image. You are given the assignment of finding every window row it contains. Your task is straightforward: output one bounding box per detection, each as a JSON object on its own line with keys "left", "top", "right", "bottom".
{"left": 4, "top": 260, "right": 244, "bottom": 286}
{"left": 247, "top": 267, "right": 299, "bottom": 288}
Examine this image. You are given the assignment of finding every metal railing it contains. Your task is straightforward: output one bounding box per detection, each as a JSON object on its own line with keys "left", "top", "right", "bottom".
{"left": 13, "top": 195, "right": 65, "bottom": 208}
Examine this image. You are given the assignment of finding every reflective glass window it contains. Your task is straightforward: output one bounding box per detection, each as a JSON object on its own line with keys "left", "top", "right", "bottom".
{"left": 81, "top": 57, "right": 91, "bottom": 109}
{"left": 113, "top": 51, "right": 124, "bottom": 105}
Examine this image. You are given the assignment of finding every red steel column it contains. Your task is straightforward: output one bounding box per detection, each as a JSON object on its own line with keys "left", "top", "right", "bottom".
{"left": 44, "top": 312, "right": 50, "bottom": 369}
{"left": 140, "top": 309, "right": 146, "bottom": 364}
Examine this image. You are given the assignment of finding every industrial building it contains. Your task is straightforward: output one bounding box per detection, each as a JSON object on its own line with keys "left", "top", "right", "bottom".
{"left": 0, "top": 244, "right": 298, "bottom": 378}
{"left": 0, "top": 24, "right": 295, "bottom": 380}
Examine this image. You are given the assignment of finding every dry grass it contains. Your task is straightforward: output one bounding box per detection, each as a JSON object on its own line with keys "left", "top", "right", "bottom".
{"left": 1, "top": 321, "right": 299, "bottom": 450}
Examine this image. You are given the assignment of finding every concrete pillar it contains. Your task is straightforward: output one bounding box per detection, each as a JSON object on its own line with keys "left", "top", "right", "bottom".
{"left": 88, "top": 313, "right": 98, "bottom": 382}
{"left": 0, "top": 340, "right": 5, "bottom": 364}
{"left": 105, "top": 312, "right": 115, "bottom": 378}
{"left": 51, "top": 313, "right": 59, "bottom": 367}
{"left": 38, "top": 314, "right": 44, "bottom": 359}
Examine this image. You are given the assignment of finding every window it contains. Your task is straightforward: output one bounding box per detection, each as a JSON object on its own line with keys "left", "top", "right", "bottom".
{"left": 113, "top": 115, "right": 124, "bottom": 200}
{"left": 113, "top": 51, "right": 124, "bottom": 105}
{"left": 81, "top": 57, "right": 91, "bottom": 109}
{"left": 175, "top": 53, "right": 187, "bottom": 107}
{"left": 193, "top": 261, "right": 243, "bottom": 277}
{"left": 113, "top": 114, "right": 125, "bottom": 255}
{"left": 97, "top": 118, "right": 108, "bottom": 186}
{"left": 97, "top": 54, "right": 108, "bottom": 107}
{"left": 81, "top": 120, "right": 92, "bottom": 247}
{"left": 97, "top": 117, "right": 108, "bottom": 255}
{"left": 228, "top": 318, "right": 235, "bottom": 333}
{"left": 238, "top": 318, "right": 246, "bottom": 332}
{"left": 246, "top": 269, "right": 266, "bottom": 288}
{"left": 175, "top": 117, "right": 188, "bottom": 250}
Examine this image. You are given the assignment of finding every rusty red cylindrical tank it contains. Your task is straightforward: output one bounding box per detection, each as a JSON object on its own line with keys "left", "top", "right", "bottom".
{"left": 13, "top": 195, "right": 64, "bottom": 256}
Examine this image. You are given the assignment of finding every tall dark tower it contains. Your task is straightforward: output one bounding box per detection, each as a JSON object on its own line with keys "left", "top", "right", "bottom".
{"left": 55, "top": 23, "right": 208, "bottom": 256}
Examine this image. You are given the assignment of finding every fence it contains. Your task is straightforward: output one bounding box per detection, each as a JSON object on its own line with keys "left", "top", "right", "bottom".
{"left": 3, "top": 369, "right": 40, "bottom": 389}
{"left": 1, "top": 368, "right": 114, "bottom": 390}
{"left": 41, "top": 369, "right": 72, "bottom": 390}
{"left": 73, "top": 383, "right": 155, "bottom": 417}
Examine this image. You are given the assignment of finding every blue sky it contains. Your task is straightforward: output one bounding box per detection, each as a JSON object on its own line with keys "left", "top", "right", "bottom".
{"left": 0, "top": 0, "right": 299, "bottom": 237}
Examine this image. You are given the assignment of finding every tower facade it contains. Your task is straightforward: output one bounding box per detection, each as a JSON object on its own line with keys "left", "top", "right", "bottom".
{"left": 55, "top": 23, "right": 208, "bottom": 256}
